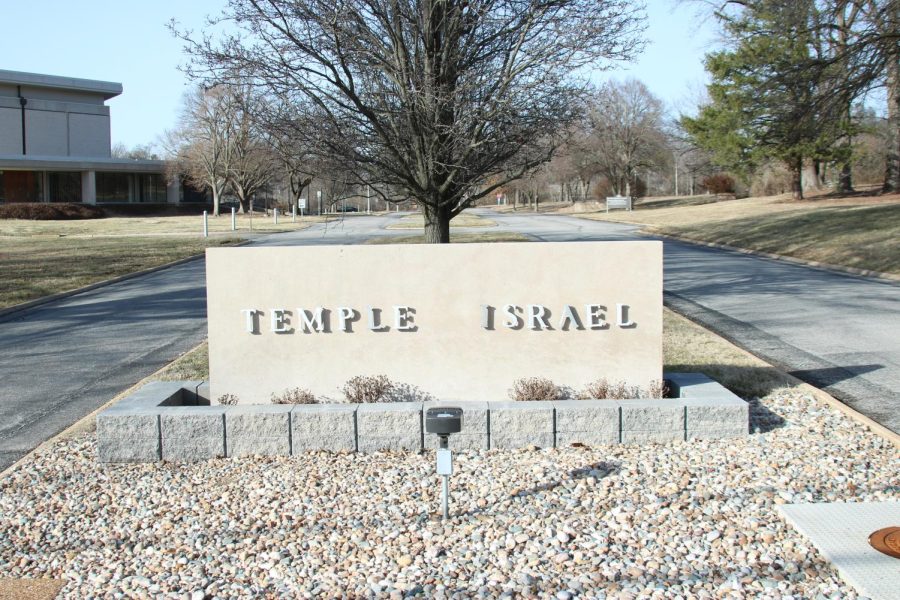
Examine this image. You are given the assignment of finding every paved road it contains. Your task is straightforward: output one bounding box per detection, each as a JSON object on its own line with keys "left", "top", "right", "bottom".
{"left": 1, "top": 209, "right": 897, "bottom": 471}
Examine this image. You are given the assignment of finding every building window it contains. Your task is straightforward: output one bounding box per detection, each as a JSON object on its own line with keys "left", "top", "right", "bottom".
{"left": 136, "top": 174, "right": 166, "bottom": 203}
{"left": 48, "top": 172, "right": 82, "bottom": 203}
{"left": 0, "top": 171, "right": 43, "bottom": 203}
{"left": 96, "top": 172, "right": 131, "bottom": 203}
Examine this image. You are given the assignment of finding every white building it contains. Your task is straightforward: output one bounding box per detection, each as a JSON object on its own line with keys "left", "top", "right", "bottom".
{"left": 0, "top": 69, "right": 180, "bottom": 205}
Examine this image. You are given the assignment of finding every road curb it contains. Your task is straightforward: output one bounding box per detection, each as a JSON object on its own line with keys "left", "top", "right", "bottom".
{"left": 0, "top": 342, "right": 210, "bottom": 480}
{"left": 0, "top": 240, "right": 252, "bottom": 321}
{"left": 666, "top": 306, "right": 900, "bottom": 449}
{"left": 645, "top": 229, "right": 899, "bottom": 284}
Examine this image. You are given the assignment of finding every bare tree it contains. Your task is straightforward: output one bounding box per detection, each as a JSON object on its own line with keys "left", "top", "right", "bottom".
{"left": 174, "top": 0, "right": 645, "bottom": 242}
{"left": 587, "top": 79, "right": 669, "bottom": 197}
{"left": 228, "top": 92, "right": 279, "bottom": 213}
{"left": 165, "top": 86, "right": 238, "bottom": 216}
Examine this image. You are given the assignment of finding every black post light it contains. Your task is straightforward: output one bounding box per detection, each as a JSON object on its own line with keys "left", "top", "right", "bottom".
{"left": 425, "top": 407, "right": 463, "bottom": 519}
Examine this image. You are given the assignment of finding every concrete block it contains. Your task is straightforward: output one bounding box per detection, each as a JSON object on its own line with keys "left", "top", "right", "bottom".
{"left": 160, "top": 407, "right": 225, "bottom": 461}
{"left": 160, "top": 407, "right": 226, "bottom": 438}
{"left": 226, "top": 405, "right": 291, "bottom": 438}
{"left": 356, "top": 402, "right": 422, "bottom": 438}
{"left": 553, "top": 400, "right": 619, "bottom": 435}
{"left": 97, "top": 436, "right": 160, "bottom": 463}
{"left": 489, "top": 402, "right": 554, "bottom": 449}
{"left": 619, "top": 399, "right": 684, "bottom": 432}
{"left": 292, "top": 434, "right": 356, "bottom": 453}
{"left": 424, "top": 433, "right": 489, "bottom": 451}
{"left": 291, "top": 404, "right": 357, "bottom": 454}
{"left": 683, "top": 396, "right": 749, "bottom": 431}
{"left": 490, "top": 431, "right": 555, "bottom": 450}
{"left": 225, "top": 405, "right": 291, "bottom": 456}
{"left": 358, "top": 433, "right": 422, "bottom": 453}
{"left": 621, "top": 429, "right": 685, "bottom": 443}
{"left": 556, "top": 430, "right": 619, "bottom": 448}
{"left": 162, "top": 436, "right": 226, "bottom": 461}
{"left": 96, "top": 410, "right": 159, "bottom": 439}
{"left": 489, "top": 401, "right": 554, "bottom": 433}
{"left": 110, "top": 381, "right": 186, "bottom": 411}
{"left": 227, "top": 436, "right": 290, "bottom": 457}
{"left": 195, "top": 381, "right": 211, "bottom": 404}
{"left": 687, "top": 426, "right": 748, "bottom": 441}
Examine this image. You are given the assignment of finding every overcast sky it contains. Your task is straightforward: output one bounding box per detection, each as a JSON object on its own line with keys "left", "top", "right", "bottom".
{"left": 0, "top": 0, "right": 719, "bottom": 149}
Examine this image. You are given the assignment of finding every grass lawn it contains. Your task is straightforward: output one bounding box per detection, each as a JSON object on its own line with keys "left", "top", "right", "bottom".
{"left": 0, "top": 236, "right": 238, "bottom": 309}
{"left": 0, "top": 213, "right": 322, "bottom": 238}
{"left": 574, "top": 190, "right": 900, "bottom": 275}
{"left": 367, "top": 231, "right": 528, "bottom": 244}
{"left": 153, "top": 309, "right": 796, "bottom": 400}
{"left": 386, "top": 211, "right": 496, "bottom": 229}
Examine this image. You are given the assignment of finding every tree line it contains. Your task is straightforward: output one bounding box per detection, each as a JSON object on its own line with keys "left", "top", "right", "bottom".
{"left": 162, "top": 0, "right": 897, "bottom": 239}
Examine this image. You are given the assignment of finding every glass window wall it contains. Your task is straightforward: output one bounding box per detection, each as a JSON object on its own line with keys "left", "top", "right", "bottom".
{"left": 48, "top": 172, "right": 82, "bottom": 203}
{"left": 0, "top": 170, "right": 43, "bottom": 203}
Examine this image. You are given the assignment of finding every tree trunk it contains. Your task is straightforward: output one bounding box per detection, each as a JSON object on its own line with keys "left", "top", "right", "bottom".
{"left": 790, "top": 158, "right": 803, "bottom": 200}
{"left": 837, "top": 161, "right": 853, "bottom": 194}
{"left": 212, "top": 187, "right": 221, "bottom": 217}
{"left": 423, "top": 204, "right": 451, "bottom": 243}
{"left": 884, "top": 50, "right": 900, "bottom": 192}
{"left": 514, "top": 189, "right": 519, "bottom": 211}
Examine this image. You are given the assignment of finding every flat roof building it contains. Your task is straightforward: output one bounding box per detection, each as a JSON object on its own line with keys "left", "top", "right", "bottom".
{"left": 0, "top": 69, "right": 181, "bottom": 205}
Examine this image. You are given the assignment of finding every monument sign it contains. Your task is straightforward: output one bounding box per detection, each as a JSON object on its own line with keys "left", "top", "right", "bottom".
{"left": 206, "top": 242, "right": 662, "bottom": 404}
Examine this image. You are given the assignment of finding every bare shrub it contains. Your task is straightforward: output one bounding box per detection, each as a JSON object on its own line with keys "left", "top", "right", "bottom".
{"left": 342, "top": 375, "right": 395, "bottom": 403}
{"left": 581, "top": 378, "right": 669, "bottom": 400}
{"left": 508, "top": 377, "right": 564, "bottom": 401}
{"left": 271, "top": 387, "right": 318, "bottom": 404}
{"left": 217, "top": 393, "right": 238, "bottom": 406}
{"left": 702, "top": 173, "right": 736, "bottom": 195}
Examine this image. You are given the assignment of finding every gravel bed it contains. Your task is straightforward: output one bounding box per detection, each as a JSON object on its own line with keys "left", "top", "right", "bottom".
{"left": 0, "top": 388, "right": 897, "bottom": 599}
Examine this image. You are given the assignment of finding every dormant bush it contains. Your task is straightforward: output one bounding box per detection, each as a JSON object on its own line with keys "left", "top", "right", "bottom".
{"left": 271, "top": 387, "right": 318, "bottom": 404}
{"left": 342, "top": 375, "right": 395, "bottom": 403}
{"left": 508, "top": 377, "right": 565, "bottom": 401}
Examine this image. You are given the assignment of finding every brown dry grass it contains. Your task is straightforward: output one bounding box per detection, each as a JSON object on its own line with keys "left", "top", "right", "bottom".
{"left": 367, "top": 231, "right": 529, "bottom": 244}
{"left": 387, "top": 212, "right": 496, "bottom": 229}
{"left": 574, "top": 190, "right": 900, "bottom": 275}
{"left": 0, "top": 236, "right": 238, "bottom": 309}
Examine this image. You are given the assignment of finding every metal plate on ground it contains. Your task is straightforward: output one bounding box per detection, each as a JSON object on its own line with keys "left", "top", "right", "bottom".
{"left": 870, "top": 527, "right": 900, "bottom": 559}
{"left": 778, "top": 502, "right": 900, "bottom": 600}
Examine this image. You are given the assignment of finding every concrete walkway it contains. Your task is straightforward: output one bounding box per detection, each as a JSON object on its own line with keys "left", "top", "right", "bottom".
{"left": 0, "top": 209, "right": 897, "bottom": 471}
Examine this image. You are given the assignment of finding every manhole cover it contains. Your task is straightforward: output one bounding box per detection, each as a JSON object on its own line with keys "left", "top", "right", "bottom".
{"left": 868, "top": 526, "right": 900, "bottom": 559}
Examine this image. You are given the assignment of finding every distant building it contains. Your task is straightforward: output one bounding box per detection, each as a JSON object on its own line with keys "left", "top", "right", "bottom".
{"left": 0, "top": 69, "right": 183, "bottom": 205}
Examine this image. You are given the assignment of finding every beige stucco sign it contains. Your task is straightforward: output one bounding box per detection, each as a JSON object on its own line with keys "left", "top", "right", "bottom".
{"left": 206, "top": 242, "right": 662, "bottom": 404}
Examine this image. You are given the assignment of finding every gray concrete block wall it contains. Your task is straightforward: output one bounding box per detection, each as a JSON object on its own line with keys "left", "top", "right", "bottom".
{"left": 554, "top": 400, "right": 619, "bottom": 447}
{"left": 160, "top": 407, "right": 226, "bottom": 461}
{"left": 95, "top": 373, "right": 749, "bottom": 462}
{"left": 291, "top": 404, "right": 357, "bottom": 453}
{"left": 357, "top": 403, "right": 422, "bottom": 452}
{"left": 489, "top": 401, "right": 555, "bottom": 449}
{"left": 226, "top": 405, "right": 292, "bottom": 457}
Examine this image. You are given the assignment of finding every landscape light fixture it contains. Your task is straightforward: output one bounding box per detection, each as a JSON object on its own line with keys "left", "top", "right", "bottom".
{"left": 425, "top": 407, "right": 463, "bottom": 520}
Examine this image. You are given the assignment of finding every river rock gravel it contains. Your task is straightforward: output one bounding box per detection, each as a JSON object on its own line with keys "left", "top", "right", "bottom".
{"left": 0, "top": 387, "right": 897, "bottom": 598}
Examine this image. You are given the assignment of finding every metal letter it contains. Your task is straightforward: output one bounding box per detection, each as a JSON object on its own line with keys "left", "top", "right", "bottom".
{"left": 240, "top": 309, "right": 262, "bottom": 334}
{"left": 586, "top": 305, "right": 610, "bottom": 330}
{"left": 617, "top": 304, "right": 636, "bottom": 328}
{"left": 559, "top": 305, "right": 584, "bottom": 330}
{"left": 300, "top": 307, "right": 326, "bottom": 333}
{"left": 270, "top": 309, "right": 292, "bottom": 333}
{"left": 527, "top": 304, "right": 551, "bottom": 330}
